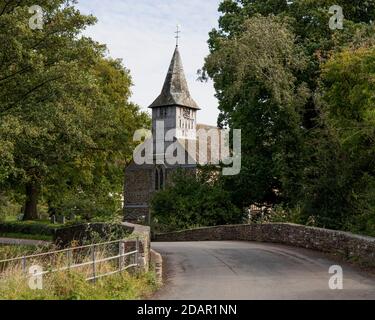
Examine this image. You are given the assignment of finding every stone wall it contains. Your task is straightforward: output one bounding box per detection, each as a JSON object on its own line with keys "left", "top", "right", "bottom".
{"left": 123, "top": 222, "right": 152, "bottom": 271}
{"left": 154, "top": 223, "right": 375, "bottom": 268}
{"left": 124, "top": 167, "right": 153, "bottom": 204}
{"left": 124, "top": 166, "right": 154, "bottom": 223}
{"left": 54, "top": 222, "right": 134, "bottom": 247}
{"left": 150, "top": 249, "right": 163, "bottom": 284}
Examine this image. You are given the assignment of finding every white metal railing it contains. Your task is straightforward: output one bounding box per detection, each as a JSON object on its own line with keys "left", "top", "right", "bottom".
{"left": 0, "top": 238, "right": 140, "bottom": 282}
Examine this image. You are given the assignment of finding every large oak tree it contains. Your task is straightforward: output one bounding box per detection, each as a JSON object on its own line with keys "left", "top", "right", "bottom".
{"left": 0, "top": 0, "right": 149, "bottom": 220}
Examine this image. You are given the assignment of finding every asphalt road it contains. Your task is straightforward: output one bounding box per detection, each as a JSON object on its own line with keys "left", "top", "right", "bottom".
{"left": 152, "top": 241, "right": 375, "bottom": 300}
{"left": 0, "top": 238, "right": 51, "bottom": 247}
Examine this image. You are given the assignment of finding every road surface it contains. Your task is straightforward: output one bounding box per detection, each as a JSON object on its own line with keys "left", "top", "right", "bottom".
{"left": 152, "top": 241, "right": 375, "bottom": 300}
{"left": 0, "top": 238, "right": 51, "bottom": 247}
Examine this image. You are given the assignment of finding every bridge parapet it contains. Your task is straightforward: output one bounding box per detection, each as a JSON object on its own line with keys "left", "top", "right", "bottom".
{"left": 154, "top": 223, "right": 375, "bottom": 268}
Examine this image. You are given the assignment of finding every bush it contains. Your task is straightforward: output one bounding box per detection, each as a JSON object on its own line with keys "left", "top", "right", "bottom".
{"left": 0, "top": 193, "right": 21, "bottom": 223}
{"left": 0, "top": 221, "right": 57, "bottom": 238}
{"left": 151, "top": 167, "right": 245, "bottom": 231}
{"left": 54, "top": 223, "right": 133, "bottom": 247}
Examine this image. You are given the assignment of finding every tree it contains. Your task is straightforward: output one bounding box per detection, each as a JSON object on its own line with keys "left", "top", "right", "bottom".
{"left": 203, "top": 0, "right": 375, "bottom": 235}
{"left": 203, "top": 16, "right": 309, "bottom": 208}
{"left": 300, "top": 46, "right": 375, "bottom": 234}
{"left": 44, "top": 58, "right": 150, "bottom": 221}
{"left": 151, "top": 167, "right": 245, "bottom": 231}
{"left": 0, "top": 1, "right": 150, "bottom": 220}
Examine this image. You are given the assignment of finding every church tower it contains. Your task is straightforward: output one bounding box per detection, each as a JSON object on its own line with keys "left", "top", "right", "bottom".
{"left": 124, "top": 44, "right": 202, "bottom": 224}
{"left": 149, "top": 45, "right": 200, "bottom": 159}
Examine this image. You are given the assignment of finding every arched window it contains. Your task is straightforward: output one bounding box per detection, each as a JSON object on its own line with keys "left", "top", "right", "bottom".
{"left": 160, "top": 168, "right": 164, "bottom": 190}
{"left": 155, "top": 168, "right": 160, "bottom": 191}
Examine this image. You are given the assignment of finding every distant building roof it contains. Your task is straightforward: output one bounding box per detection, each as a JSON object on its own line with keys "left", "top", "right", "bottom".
{"left": 149, "top": 46, "right": 200, "bottom": 110}
{"left": 196, "top": 124, "right": 218, "bottom": 131}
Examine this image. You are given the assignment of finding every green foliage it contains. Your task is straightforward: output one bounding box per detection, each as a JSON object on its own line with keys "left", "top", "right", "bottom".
{"left": 203, "top": 0, "right": 375, "bottom": 236}
{"left": 0, "top": 240, "right": 158, "bottom": 301}
{"left": 0, "top": 232, "right": 53, "bottom": 241}
{"left": 0, "top": 1, "right": 150, "bottom": 221}
{"left": 49, "top": 190, "right": 122, "bottom": 221}
{"left": 54, "top": 222, "right": 133, "bottom": 246}
{"left": 0, "top": 245, "right": 47, "bottom": 261}
{"left": 0, "top": 221, "right": 58, "bottom": 237}
{"left": 299, "top": 46, "right": 375, "bottom": 235}
{"left": 204, "top": 15, "right": 309, "bottom": 208}
{"left": 0, "top": 191, "right": 23, "bottom": 223}
{"left": 0, "top": 270, "right": 158, "bottom": 300}
{"left": 151, "top": 167, "right": 245, "bottom": 231}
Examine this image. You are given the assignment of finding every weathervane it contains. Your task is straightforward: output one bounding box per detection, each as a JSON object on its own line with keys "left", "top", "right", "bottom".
{"left": 175, "top": 24, "right": 181, "bottom": 47}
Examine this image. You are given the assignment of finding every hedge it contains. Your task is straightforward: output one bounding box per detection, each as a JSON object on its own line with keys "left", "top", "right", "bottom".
{"left": 0, "top": 221, "right": 57, "bottom": 237}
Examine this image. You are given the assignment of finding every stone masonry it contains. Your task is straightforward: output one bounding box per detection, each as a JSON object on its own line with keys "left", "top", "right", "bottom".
{"left": 154, "top": 223, "right": 375, "bottom": 268}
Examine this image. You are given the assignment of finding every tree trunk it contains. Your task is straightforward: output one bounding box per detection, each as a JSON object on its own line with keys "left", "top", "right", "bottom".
{"left": 23, "top": 182, "right": 40, "bottom": 221}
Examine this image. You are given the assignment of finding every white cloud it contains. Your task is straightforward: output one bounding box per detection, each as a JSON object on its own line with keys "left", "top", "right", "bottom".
{"left": 76, "top": 0, "right": 221, "bottom": 126}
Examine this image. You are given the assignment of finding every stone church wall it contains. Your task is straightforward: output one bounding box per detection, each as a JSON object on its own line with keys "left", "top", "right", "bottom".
{"left": 124, "top": 167, "right": 153, "bottom": 223}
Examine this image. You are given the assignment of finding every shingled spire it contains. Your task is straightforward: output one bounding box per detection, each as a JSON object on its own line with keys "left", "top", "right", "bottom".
{"left": 149, "top": 46, "right": 200, "bottom": 110}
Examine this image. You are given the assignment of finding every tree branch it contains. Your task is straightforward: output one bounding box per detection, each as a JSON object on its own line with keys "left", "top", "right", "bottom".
{"left": 0, "top": 75, "right": 64, "bottom": 114}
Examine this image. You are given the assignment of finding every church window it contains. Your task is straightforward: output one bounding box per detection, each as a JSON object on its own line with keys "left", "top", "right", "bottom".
{"left": 155, "top": 168, "right": 160, "bottom": 191}
{"left": 183, "top": 108, "right": 191, "bottom": 119}
{"left": 159, "top": 108, "right": 168, "bottom": 119}
{"left": 160, "top": 168, "right": 165, "bottom": 190}
{"left": 155, "top": 167, "right": 165, "bottom": 191}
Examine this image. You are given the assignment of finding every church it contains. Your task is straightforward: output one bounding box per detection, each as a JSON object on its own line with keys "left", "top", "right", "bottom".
{"left": 123, "top": 44, "right": 221, "bottom": 224}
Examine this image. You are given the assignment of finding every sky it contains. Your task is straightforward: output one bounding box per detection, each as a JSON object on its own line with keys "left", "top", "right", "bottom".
{"left": 76, "top": 0, "right": 222, "bottom": 126}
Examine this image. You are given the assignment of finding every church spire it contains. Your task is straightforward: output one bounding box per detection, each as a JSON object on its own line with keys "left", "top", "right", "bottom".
{"left": 149, "top": 46, "right": 200, "bottom": 110}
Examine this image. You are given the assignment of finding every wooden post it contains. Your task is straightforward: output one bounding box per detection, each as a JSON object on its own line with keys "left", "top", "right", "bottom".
{"left": 67, "top": 250, "right": 72, "bottom": 270}
{"left": 22, "top": 257, "right": 27, "bottom": 274}
{"left": 135, "top": 237, "right": 140, "bottom": 268}
{"left": 119, "top": 241, "right": 125, "bottom": 271}
{"left": 91, "top": 246, "right": 96, "bottom": 283}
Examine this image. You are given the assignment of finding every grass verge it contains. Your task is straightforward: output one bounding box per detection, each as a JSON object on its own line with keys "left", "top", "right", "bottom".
{"left": 0, "top": 243, "right": 159, "bottom": 300}
{"left": 0, "top": 270, "right": 158, "bottom": 300}
{"left": 0, "top": 245, "right": 44, "bottom": 261}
